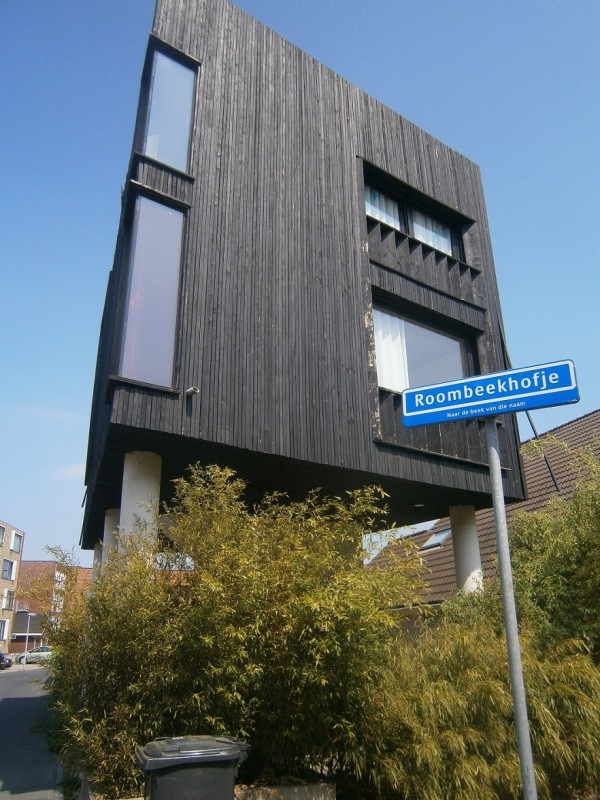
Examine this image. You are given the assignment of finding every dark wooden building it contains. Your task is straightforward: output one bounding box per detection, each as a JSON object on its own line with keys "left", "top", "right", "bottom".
{"left": 81, "top": 0, "right": 525, "bottom": 570}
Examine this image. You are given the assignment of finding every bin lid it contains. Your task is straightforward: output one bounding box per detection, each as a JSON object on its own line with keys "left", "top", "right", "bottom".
{"left": 136, "top": 736, "right": 242, "bottom": 770}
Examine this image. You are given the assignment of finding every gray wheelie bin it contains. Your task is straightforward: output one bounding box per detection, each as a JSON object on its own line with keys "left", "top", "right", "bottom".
{"left": 136, "top": 735, "right": 249, "bottom": 800}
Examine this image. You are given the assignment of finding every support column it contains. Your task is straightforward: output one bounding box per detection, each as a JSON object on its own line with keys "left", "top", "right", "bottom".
{"left": 92, "top": 509, "right": 121, "bottom": 579}
{"left": 102, "top": 509, "right": 119, "bottom": 560}
{"left": 449, "top": 505, "right": 483, "bottom": 593}
{"left": 119, "top": 451, "right": 162, "bottom": 541}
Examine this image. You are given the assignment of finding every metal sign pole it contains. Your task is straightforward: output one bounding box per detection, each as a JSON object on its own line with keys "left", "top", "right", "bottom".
{"left": 485, "top": 417, "right": 538, "bottom": 800}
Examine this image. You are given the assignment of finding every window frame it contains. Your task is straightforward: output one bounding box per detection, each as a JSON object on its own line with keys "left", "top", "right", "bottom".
{"left": 372, "top": 304, "right": 470, "bottom": 395}
{"left": 2, "top": 589, "right": 14, "bottom": 611}
{"left": 136, "top": 39, "right": 200, "bottom": 175}
{"left": 0, "top": 526, "right": 4, "bottom": 547}
{"left": 115, "top": 191, "right": 187, "bottom": 389}
{"left": 10, "top": 532, "right": 22, "bottom": 554}
{"left": 1, "top": 559, "right": 15, "bottom": 581}
{"left": 364, "top": 175, "right": 465, "bottom": 261}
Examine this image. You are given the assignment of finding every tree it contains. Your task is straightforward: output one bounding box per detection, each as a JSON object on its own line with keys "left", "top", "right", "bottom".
{"left": 509, "top": 441, "right": 600, "bottom": 658}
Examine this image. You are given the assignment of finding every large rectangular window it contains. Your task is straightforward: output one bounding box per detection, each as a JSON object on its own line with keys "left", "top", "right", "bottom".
{"left": 143, "top": 51, "right": 196, "bottom": 172}
{"left": 373, "top": 307, "right": 467, "bottom": 394}
{"left": 119, "top": 196, "right": 184, "bottom": 387}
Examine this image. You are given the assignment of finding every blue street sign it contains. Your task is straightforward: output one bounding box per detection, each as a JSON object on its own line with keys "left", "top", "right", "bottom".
{"left": 402, "top": 359, "right": 579, "bottom": 428}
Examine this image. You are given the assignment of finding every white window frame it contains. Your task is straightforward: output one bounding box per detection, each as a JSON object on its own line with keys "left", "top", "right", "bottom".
{"left": 2, "top": 589, "right": 14, "bottom": 611}
{"left": 10, "top": 531, "right": 22, "bottom": 554}
{"left": 0, "top": 526, "right": 4, "bottom": 547}
{"left": 0, "top": 619, "right": 6, "bottom": 641}
{"left": 1, "top": 559, "right": 15, "bottom": 581}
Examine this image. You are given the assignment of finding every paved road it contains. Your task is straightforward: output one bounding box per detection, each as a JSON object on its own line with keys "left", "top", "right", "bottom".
{"left": 0, "top": 664, "right": 61, "bottom": 799}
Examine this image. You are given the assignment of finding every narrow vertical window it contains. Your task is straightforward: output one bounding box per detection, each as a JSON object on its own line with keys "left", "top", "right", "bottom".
{"left": 119, "top": 196, "right": 184, "bottom": 387}
{"left": 1, "top": 560, "right": 14, "bottom": 581}
{"left": 143, "top": 51, "right": 196, "bottom": 172}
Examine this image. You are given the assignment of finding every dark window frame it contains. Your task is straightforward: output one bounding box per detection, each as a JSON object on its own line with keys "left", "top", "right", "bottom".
{"left": 112, "top": 187, "right": 189, "bottom": 391}
{"left": 133, "top": 36, "right": 200, "bottom": 176}
{"left": 363, "top": 165, "right": 468, "bottom": 262}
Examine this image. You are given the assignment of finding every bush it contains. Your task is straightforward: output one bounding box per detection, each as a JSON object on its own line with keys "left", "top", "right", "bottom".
{"left": 373, "top": 603, "right": 600, "bottom": 800}
{"left": 48, "top": 462, "right": 600, "bottom": 799}
{"left": 48, "top": 465, "right": 426, "bottom": 798}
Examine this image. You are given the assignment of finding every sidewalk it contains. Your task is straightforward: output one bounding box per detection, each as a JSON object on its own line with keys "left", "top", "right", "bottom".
{"left": 0, "top": 664, "right": 62, "bottom": 799}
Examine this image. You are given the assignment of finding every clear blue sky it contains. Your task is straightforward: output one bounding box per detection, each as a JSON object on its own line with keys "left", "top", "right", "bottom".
{"left": 2, "top": 0, "right": 599, "bottom": 563}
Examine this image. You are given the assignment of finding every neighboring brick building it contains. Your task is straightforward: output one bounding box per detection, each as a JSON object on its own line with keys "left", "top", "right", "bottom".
{"left": 11, "top": 560, "right": 93, "bottom": 655}
{"left": 0, "top": 520, "right": 24, "bottom": 654}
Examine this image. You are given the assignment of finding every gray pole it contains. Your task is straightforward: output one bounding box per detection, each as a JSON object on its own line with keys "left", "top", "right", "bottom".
{"left": 485, "top": 417, "right": 538, "bottom": 799}
{"left": 22, "top": 613, "right": 32, "bottom": 669}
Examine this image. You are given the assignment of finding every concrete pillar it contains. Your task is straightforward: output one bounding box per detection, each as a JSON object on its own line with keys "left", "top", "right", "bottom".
{"left": 92, "top": 509, "right": 121, "bottom": 579}
{"left": 102, "top": 509, "right": 119, "bottom": 561}
{"left": 92, "top": 541, "right": 103, "bottom": 581}
{"left": 119, "top": 451, "right": 162, "bottom": 541}
{"left": 449, "top": 505, "right": 483, "bottom": 593}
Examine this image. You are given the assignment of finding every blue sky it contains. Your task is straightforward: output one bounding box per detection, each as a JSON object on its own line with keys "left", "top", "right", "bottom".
{"left": 2, "top": 0, "right": 599, "bottom": 563}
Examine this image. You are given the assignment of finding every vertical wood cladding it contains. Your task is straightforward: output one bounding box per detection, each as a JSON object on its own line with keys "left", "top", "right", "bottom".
{"left": 85, "top": 0, "right": 525, "bottom": 534}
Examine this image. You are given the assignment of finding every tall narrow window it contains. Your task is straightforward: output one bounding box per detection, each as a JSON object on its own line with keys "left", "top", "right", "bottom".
{"left": 119, "top": 196, "right": 184, "bottom": 387}
{"left": 2, "top": 590, "right": 14, "bottom": 611}
{"left": 143, "top": 51, "right": 196, "bottom": 172}
{"left": 373, "top": 307, "right": 466, "bottom": 393}
{"left": 1, "top": 560, "right": 15, "bottom": 581}
{"left": 10, "top": 532, "right": 22, "bottom": 554}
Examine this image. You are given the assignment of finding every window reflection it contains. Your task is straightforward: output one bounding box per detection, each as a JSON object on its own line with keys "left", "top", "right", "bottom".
{"left": 144, "top": 51, "right": 195, "bottom": 172}
{"left": 119, "top": 196, "right": 184, "bottom": 387}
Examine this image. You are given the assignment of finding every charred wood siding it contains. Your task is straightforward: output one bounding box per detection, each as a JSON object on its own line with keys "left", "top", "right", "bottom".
{"left": 83, "top": 0, "right": 525, "bottom": 545}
